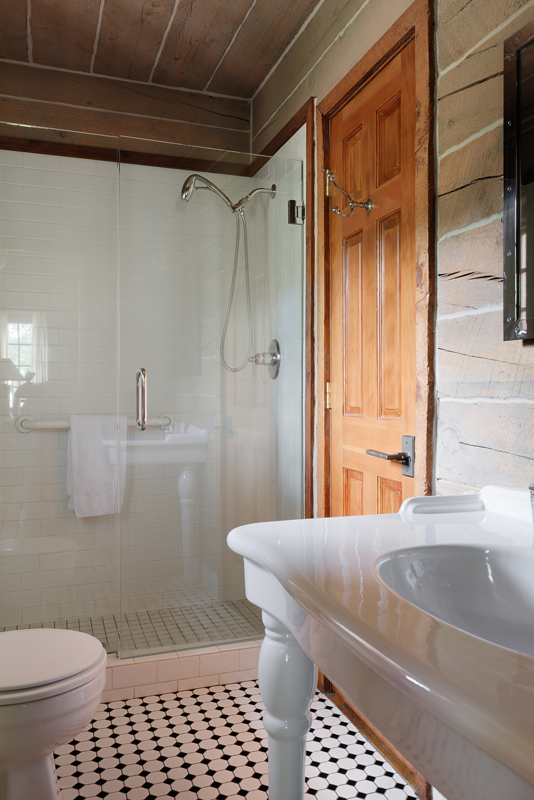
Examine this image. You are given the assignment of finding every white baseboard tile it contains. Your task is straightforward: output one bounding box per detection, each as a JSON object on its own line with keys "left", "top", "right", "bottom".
{"left": 101, "top": 639, "right": 262, "bottom": 702}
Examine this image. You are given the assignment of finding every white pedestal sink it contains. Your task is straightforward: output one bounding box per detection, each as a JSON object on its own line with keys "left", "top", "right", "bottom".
{"left": 227, "top": 486, "right": 534, "bottom": 800}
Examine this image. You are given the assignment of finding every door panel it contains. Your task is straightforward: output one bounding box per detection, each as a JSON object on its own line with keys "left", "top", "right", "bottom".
{"left": 377, "top": 477, "right": 403, "bottom": 514}
{"left": 330, "top": 41, "right": 416, "bottom": 518}
{"left": 377, "top": 93, "right": 402, "bottom": 186}
{"left": 343, "top": 468, "right": 364, "bottom": 516}
{"left": 344, "top": 128, "right": 363, "bottom": 202}
{"left": 343, "top": 231, "right": 364, "bottom": 416}
{"left": 378, "top": 211, "right": 401, "bottom": 420}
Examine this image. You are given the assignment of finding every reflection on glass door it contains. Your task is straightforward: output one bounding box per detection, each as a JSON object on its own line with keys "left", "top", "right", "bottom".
{"left": 0, "top": 125, "right": 303, "bottom": 661}
{"left": 116, "top": 141, "right": 303, "bottom": 658}
{"left": 0, "top": 130, "right": 121, "bottom": 652}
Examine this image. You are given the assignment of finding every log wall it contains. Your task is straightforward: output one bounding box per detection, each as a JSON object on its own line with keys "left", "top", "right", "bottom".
{"left": 0, "top": 61, "right": 250, "bottom": 155}
{"left": 435, "top": 0, "right": 534, "bottom": 493}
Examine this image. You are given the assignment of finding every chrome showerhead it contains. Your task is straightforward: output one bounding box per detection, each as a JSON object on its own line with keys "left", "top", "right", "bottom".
{"left": 181, "top": 174, "right": 198, "bottom": 202}
{"left": 180, "top": 174, "right": 234, "bottom": 210}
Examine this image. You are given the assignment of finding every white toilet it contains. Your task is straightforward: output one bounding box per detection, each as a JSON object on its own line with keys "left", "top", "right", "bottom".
{"left": 0, "top": 628, "right": 107, "bottom": 800}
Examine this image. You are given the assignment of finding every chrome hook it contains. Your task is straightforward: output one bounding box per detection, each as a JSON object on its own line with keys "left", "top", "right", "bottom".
{"left": 326, "top": 171, "right": 373, "bottom": 216}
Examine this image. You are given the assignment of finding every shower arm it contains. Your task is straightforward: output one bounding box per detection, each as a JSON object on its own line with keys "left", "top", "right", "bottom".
{"left": 189, "top": 183, "right": 274, "bottom": 213}
{"left": 233, "top": 185, "right": 276, "bottom": 211}
{"left": 181, "top": 174, "right": 276, "bottom": 213}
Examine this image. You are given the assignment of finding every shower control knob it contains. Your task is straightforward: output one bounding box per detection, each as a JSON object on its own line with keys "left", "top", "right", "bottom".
{"left": 250, "top": 352, "right": 276, "bottom": 366}
{"left": 249, "top": 339, "right": 281, "bottom": 380}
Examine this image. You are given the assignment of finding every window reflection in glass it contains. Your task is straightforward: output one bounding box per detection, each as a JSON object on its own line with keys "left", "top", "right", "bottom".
{"left": 7, "top": 322, "right": 33, "bottom": 376}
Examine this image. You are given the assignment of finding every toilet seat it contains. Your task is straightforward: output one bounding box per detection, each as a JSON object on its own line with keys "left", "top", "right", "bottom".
{"left": 0, "top": 629, "right": 106, "bottom": 705}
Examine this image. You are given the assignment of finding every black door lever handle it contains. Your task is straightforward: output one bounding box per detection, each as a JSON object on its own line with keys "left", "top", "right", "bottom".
{"left": 365, "top": 436, "right": 415, "bottom": 478}
{"left": 365, "top": 449, "right": 410, "bottom": 464}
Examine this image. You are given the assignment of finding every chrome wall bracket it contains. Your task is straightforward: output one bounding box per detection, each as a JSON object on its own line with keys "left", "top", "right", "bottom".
{"left": 326, "top": 171, "right": 373, "bottom": 217}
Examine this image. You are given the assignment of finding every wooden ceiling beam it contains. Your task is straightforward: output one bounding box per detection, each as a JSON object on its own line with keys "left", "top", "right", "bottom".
{"left": 93, "top": 0, "right": 175, "bottom": 83}
{"left": 0, "top": 61, "right": 250, "bottom": 152}
{"left": 0, "top": 95, "right": 250, "bottom": 152}
{"left": 0, "top": 0, "right": 28, "bottom": 62}
{"left": 152, "top": 0, "right": 254, "bottom": 92}
{"left": 30, "top": 0, "right": 101, "bottom": 72}
{"left": 207, "top": 0, "right": 322, "bottom": 98}
{"left": 0, "top": 0, "right": 328, "bottom": 111}
{"left": 0, "top": 62, "right": 250, "bottom": 131}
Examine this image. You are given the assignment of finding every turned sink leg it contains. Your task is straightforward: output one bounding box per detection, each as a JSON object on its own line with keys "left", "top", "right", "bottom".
{"left": 259, "top": 611, "right": 317, "bottom": 800}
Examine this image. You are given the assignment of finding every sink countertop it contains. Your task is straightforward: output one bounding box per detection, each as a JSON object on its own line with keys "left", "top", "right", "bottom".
{"left": 227, "top": 486, "right": 534, "bottom": 788}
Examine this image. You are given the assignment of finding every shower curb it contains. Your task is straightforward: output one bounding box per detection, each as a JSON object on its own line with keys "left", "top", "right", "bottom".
{"left": 102, "top": 639, "right": 262, "bottom": 701}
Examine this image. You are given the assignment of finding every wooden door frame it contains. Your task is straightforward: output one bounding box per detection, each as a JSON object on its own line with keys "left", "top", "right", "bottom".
{"left": 316, "top": 0, "right": 435, "bottom": 516}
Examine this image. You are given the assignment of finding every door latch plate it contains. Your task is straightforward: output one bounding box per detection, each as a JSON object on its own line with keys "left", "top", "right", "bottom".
{"left": 401, "top": 435, "right": 415, "bottom": 478}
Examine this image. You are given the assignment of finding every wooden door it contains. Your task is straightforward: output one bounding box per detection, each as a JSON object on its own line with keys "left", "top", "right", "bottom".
{"left": 329, "top": 41, "right": 416, "bottom": 517}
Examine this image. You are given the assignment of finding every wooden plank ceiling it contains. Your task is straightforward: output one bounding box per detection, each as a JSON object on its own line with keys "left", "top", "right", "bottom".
{"left": 0, "top": 0, "right": 321, "bottom": 100}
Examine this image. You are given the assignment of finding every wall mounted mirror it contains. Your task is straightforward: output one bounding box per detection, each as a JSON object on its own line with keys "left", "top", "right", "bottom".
{"left": 504, "top": 22, "right": 534, "bottom": 340}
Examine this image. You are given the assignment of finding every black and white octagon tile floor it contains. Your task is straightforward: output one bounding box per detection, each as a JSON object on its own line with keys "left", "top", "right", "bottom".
{"left": 55, "top": 681, "right": 418, "bottom": 800}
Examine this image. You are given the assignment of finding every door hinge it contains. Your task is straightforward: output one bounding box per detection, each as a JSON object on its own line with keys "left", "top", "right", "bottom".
{"left": 325, "top": 381, "right": 332, "bottom": 409}
{"left": 288, "top": 200, "right": 305, "bottom": 225}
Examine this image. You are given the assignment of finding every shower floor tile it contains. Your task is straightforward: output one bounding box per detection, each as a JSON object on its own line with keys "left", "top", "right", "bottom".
{"left": 1, "top": 599, "right": 264, "bottom": 656}
{"left": 54, "top": 681, "right": 418, "bottom": 800}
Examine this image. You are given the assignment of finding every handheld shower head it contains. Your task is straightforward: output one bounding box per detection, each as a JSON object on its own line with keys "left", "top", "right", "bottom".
{"left": 180, "top": 173, "right": 277, "bottom": 373}
{"left": 181, "top": 175, "right": 197, "bottom": 202}
{"left": 180, "top": 174, "right": 234, "bottom": 210}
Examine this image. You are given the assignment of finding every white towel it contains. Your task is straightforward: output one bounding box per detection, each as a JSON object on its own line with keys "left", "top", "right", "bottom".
{"left": 67, "top": 415, "right": 127, "bottom": 518}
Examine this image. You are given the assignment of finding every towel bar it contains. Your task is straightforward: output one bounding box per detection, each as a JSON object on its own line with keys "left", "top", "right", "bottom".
{"left": 15, "top": 414, "right": 175, "bottom": 433}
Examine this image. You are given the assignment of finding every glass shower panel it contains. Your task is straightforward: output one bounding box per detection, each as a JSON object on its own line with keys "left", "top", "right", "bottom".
{"left": 117, "top": 140, "right": 303, "bottom": 658}
{"left": 0, "top": 126, "right": 121, "bottom": 651}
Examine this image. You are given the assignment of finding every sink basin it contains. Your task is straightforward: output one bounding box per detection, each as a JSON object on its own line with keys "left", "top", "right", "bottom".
{"left": 229, "top": 487, "right": 534, "bottom": 800}
{"left": 376, "top": 544, "right": 534, "bottom": 657}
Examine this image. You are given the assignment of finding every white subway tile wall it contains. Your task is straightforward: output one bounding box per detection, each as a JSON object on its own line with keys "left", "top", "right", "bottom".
{"left": 0, "top": 148, "right": 120, "bottom": 632}
{"left": 0, "top": 131, "right": 304, "bottom": 650}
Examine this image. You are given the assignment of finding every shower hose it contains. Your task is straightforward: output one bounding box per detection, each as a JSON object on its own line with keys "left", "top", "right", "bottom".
{"left": 220, "top": 207, "right": 253, "bottom": 373}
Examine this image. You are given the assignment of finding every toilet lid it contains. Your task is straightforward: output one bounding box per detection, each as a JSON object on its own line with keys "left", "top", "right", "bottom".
{"left": 0, "top": 629, "right": 104, "bottom": 691}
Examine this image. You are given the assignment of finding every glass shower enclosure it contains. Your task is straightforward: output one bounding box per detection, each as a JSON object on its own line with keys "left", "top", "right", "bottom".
{"left": 0, "top": 125, "right": 304, "bottom": 658}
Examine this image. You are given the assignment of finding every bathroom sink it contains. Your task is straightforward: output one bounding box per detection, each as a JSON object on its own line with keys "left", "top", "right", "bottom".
{"left": 376, "top": 544, "right": 534, "bottom": 657}
{"left": 228, "top": 486, "right": 534, "bottom": 800}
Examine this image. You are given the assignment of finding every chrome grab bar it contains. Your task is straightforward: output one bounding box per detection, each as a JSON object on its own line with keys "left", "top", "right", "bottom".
{"left": 15, "top": 413, "right": 174, "bottom": 433}
{"left": 136, "top": 368, "right": 147, "bottom": 431}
